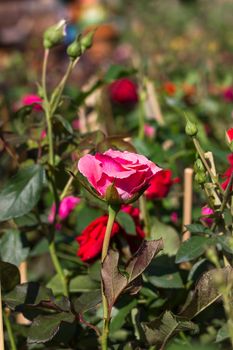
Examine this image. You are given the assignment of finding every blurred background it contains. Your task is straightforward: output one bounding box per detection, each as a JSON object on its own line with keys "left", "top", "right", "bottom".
{"left": 0, "top": 0, "right": 233, "bottom": 90}
{"left": 0, "top": 0, "right": 233, "bottom": 172}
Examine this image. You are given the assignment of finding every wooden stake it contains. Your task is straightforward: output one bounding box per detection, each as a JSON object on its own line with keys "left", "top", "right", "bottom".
{"left": 145, "top": 80, "right": 165, "bottom": 126}
{"left": 0, "top": 281, "right": 5, "bottom": 350}
{"left": 182, "top": 168, "right": 193, "bottom": 241}
{"left": 16, "top": 262, "right": 30, "bottom": 325}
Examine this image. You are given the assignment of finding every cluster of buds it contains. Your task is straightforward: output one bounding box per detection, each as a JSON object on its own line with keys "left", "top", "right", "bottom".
{"left": 43, "top": 20, "right": 95, "bottom": 60}
{"left": 67, "top": 30, "right": 95, "bottom": 60}
{"left": 194, "top": 158, "right": 207, "bottom": 185}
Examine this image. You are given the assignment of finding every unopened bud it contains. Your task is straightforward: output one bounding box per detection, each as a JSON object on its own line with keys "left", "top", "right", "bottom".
{"left": 67, "top": 40, "right": 82, "bottom": 60}
{"left": 43, "top": 20, "right": 66, "bottom": 49}
{"left": 195, "top": 172, "right": 207, "bottom": 184}
{"left": 185, "top": 119, "right": 198, "bottom": 137}
{"left": 80, "top": 30, "right": 95, "bottom": 52}
{"left": 105, "top": 183, "right": 121, "bottom": 206}
{"left": 194, "top": 159, "right": 205, "bottom": 173}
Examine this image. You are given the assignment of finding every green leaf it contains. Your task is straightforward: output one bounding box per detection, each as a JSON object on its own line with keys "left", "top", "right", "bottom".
{"left": 54, "top": 114, "right": 73, "bottom": 134}
{"left": 110, "top": 298, "right": 137, "bottom": 333}
{"left": 27, "top": 312, "right": 75, "bottom": 344}
{"left": 4, "top": 282, "right": 54, "bottom": 310}
{"left": 14, "top": 212, "right": 39, "bottom": 227}
{"left": 116, "top": 211, "right": 136, "bottom": 236}
{"left": 147, "top": 256, "right": 184, "bottom": 289}
{"left": 0, "top": 229, "right": 29, "bottom": 266}
{"left": 180, "top": 267, "right": 233, "bottom": 319}
{"left": 102, "top": 239, "right": 163, "bottom": 313}
{"left": 175, "top": 236, "right": 213, "bottom": 264}
{"left": 0, "top": 261, "right": 20, "bottom": 293}
{"left": 151, "top": 218, "right": 180, "bottom": 256}
{"left": 103, "top": 65, "right": 136, "bottom": 83}
{"left": 185, "top": 224, "right": 213, "bottom": 234}
{"left": 141, "top": 311, "right": 197, "bottom": 348}
{"left": 69, "top": 275, "right": 100, "bottom": 293}
{"left": 73, "top": 290, "right": 102, "bottom": 314}
{"left": 0, "top": 164, "right": 45, "bottom": 222}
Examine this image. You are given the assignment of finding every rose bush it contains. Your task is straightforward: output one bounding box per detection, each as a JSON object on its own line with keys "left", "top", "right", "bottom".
{"left": 78, "top": 149, "right": 161, "bottom": 201}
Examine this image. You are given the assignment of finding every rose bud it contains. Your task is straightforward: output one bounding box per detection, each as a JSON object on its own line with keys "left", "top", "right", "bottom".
{"left": 67, "top": 38, "right": 82, "bottom": 60}
{"left": 43, "top": 19, "right": 66, "bottom": 49}
{"left": 77, "top": 149, "right": 161, "bottom": 204}
{"left": 185, "top": 118, "right": 198, "bottom": 137}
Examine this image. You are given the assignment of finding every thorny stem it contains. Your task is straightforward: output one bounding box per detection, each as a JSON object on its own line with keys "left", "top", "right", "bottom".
{"left": 101, "top": 205, "right": 118, "bottom": 350}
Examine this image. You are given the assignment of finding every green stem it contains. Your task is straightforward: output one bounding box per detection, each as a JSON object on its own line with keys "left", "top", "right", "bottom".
{"left": 50, "top": 59, "right": 76, "bottom": 115}
{"left": 42, "top": 49, "right": 54, "bottom": 166}
{"left": 101, "top": 205, "right": 118, "bottom": 350}
{"left": 49, "top": 241, "right": 68, "bottom": 296}
{"left": 3, "top": 310, "right": 16, "bottom": 350}
{"left": 138, "top": 91, "right": 145, "bottom": 140}
{"left": 60, "top": 169, "right": 78, "bottom": 200}
{"left": 139, "top": 195, "right": 151, "bottom": 238}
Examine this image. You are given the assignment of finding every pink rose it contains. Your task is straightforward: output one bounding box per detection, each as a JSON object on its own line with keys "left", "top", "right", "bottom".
{"left": 48, "top": 196, "right": 80, "bottom": 227}
{"left": 78, "top": 149, "right": 161, "bottom": 201}
{"left": 201, "top": 206, "right": 214, "bottom": 227}
{"left": 22, "top": 94, "right": 43, "bottom": 111}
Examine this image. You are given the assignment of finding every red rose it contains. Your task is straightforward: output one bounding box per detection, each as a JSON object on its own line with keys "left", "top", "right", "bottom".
{"left": 76, "top": 205, "right": 145, "bottom": 262}
{"left": 145, "top": 169, "right": 180, "bottom": 200}
{"left": 76, "top": 216, "right": 120, "bottom": 261}
{"left": 221, "top": 154, "right": 233, "bottom": 190}
{"left": 108, "top": 78, "right": 138, "bottom": 105}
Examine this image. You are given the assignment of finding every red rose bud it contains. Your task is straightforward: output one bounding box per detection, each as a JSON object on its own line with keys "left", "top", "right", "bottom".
{"left": 108, "top": 78, "right": 138, "bottom": 106}
{"left": 145, "top": 169, "right": 180, "bottom": 200}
